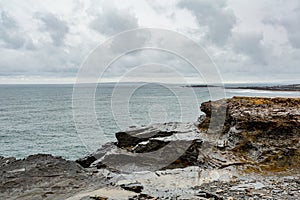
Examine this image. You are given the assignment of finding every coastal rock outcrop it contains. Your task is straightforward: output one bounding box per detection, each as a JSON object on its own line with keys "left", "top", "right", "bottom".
{"left": 200, "top": 97, "right": 300, "bottom": 172}
{"left": 78, "top": 122, "right": 203, "bottom": 172}
{"left": 1, "top": 96, "right": 299, "bottom": 199}
{"left": 78, "top": 97, "right": 300, "bottom": 173}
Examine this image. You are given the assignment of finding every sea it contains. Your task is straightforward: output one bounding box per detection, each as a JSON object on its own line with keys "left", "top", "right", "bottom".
{"left": 0, "top": 83, "right": 299, "bottom": 160}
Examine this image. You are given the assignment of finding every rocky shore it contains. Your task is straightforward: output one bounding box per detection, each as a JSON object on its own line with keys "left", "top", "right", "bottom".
{"left": 1, "top": 96, "right": 299, "bottom": 199}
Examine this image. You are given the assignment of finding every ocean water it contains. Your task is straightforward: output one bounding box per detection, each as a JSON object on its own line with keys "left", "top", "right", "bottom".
{"left": 0, "top": 83, "right": 299, "bottom": 160}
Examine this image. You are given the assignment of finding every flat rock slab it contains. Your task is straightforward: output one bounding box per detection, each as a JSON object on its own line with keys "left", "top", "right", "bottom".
{"left": 0, "top": 154, "right": 108, "bottom": 200}
{"left": 66, "top": 187, "right": 137, "bottom": 200}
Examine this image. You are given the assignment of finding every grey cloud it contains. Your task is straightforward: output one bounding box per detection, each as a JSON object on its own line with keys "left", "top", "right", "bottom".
{"left": 263, "top": 8, "right": 300, "bottom": 49}
{"left": 1, "top": 0, "right": 299, "bottom": 83}
{"left": 0, "top": 45, "right": 77, "bottom": 76}
{"left": 178, "top": 0, "right": 236, "bottom": 46}
{"left": 280, "top": 12, "right": 300, "bottom": 49}
{"left": 90, "top": 6, "right": 138, "bottom": 36}
{"left": 0, "top": 11, "right": 33, "bottom": 49}
{"left": 36, "top": 13, "right": 69, "bottom": 46}
{"left": 110, "top": 29, "right": 150, "bottom": 54}
{"left": 83, "top": 28, "right": 215, "bottom": 80}
{"left": 231, "top": 32, "right": 267, "bottom": 65}
{"left": 0, "top": 10, "right": 80, "bottom": 77}
{"left": 0, "top": 10, "right": 16, "bottom": 28}
{"left": 104, "top": 49, "right": 198, "bottom": 79}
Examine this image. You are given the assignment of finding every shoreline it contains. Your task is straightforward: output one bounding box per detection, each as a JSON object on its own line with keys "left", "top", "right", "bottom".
{"left": 185, "top": 83, "right": 300, "bottom": 92}
{"left": 1, "top": 96, "right": 299, "bottom": 199}
{"left": 226, "top": 84, "right": 300, "bottom": 91}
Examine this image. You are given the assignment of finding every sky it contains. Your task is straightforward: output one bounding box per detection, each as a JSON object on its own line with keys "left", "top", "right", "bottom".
{"left": 0, "top": 0, "right": 299, "bottom": 84}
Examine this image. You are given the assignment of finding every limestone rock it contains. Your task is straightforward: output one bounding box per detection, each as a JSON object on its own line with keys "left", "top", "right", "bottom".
{"left": 200, "top": 97, "right": 300, "bottom": 172}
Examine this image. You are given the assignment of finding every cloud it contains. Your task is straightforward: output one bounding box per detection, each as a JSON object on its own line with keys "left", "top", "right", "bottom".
{"left": 106, "top": 49, "right": 195, "bottom": 78}
{"left": 0, "top": 10, "right": 34, "bottom": 49}
{"left": 36, "top": 12, "right": 69, "bottom": 46}
{"left": 277, "top": 13, "right": 300, "bottom": 49}
{"left": 178, "top": 0, "right": 236, "bottom": 46}
{"left": 0, "top": 0, "right": 300, "bottom": 83}
{"left": 90, "top": 5, "right": 138, "bottom": 36}
{"left": 0, "top": 46, "right": 77, "bottom": 76}
{"left": 263, "top": 5, "right": 300, "bottom": 49}
{"left": 231, "top": 32, "right": 267, "bottom": 65}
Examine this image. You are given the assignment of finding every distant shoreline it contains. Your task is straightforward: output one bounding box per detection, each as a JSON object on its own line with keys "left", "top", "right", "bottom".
{"left": 226, "top": 84, "right": 300, "bottom": 91}
{"left": 185, "top": 84, "right": 300, "bottom": 91}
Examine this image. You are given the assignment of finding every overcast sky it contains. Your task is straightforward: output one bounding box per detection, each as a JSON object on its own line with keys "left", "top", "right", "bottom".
{"left": 0, "top": 0, "right": 299, "bottom": 84}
